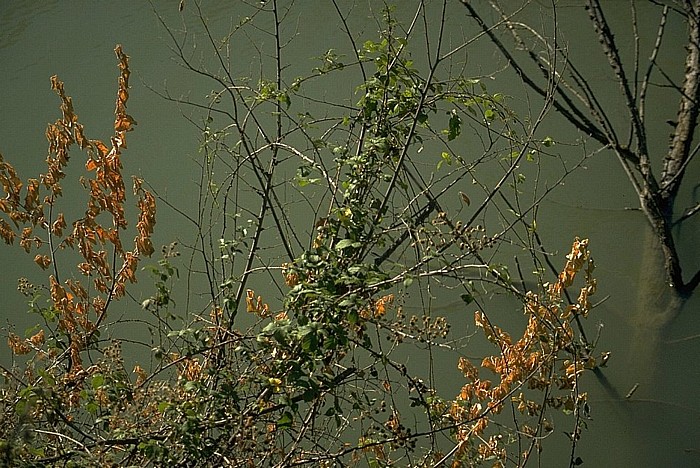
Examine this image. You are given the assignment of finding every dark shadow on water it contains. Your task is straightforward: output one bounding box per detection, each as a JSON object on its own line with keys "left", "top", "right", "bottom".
{"left": 591, "top": 367, "right": 623, "bottom": 401}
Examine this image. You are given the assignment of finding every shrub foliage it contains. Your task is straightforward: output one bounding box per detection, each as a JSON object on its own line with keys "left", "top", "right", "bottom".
{"left": 1, "top": 4, "right": 606, "bottom": 467}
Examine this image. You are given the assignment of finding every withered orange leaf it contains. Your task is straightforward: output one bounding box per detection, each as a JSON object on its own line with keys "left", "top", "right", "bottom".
{"left": 94, "top": 277, "right": 109, "bottom": 294}
{"left": 74, "top": 123, "right": 88, "bottom": 149}
{"left": 23, "top": 179, "right": 40, "bottom": 210}
{"left": 114, "top": 115, "right": 137, "bottom": 133}
{"left": 34, "top": 254, "right": 52, "bottom": 270}
{"left": 92, "top": 140, "right": 110, "bottom": 158}
{"left": 51, "top": 213, "right": 66, "bottom": 236}
{"left": 7, "top": 332, "right": 31, "bottom": 355}
{"left": 65, "top": 279, "right": 88, "bottom": 301}
{"left": 0, "top": 156, "right": 23, "bottom": 203}
{"left": 28, "top": 329, "right": 45, "bottom": 347}
{"left": 0, "top": 219, "right": 15, "bottom": 244}
{"left": 458, "top": 356, "right": 479, "bottom": 381}
{"left": 19, "top": 227, "right": 33, "bottom": 253}
{"left": 117, "top": 251, "right": 138, "bottom": 285}
{"left": 77, "top": 262, "right": 92, "bottom": 276}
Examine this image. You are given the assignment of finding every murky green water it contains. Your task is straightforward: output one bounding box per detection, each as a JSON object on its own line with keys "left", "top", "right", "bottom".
{"left": 1, "top": 1, "right": 698, "bottom": 466}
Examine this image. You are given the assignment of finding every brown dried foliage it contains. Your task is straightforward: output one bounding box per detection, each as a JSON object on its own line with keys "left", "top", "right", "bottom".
{"left": 448, "top": 237, "right": 597, "bottom": 466}
{"left": 2, "top": 45, "right": 156, "bottom": 372}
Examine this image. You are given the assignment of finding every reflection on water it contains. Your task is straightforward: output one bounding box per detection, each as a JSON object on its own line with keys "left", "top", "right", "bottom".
{"left": 0, "top": 1, "right": 57, "bottom": 50}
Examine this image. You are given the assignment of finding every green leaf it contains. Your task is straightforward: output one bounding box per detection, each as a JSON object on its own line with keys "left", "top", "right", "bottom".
{"left": 302, "top": 387, "right": 319, "bottom": 402}
{"left": 86, "top": 401, "right": 99, "bottom": 415}
{"left": 335, "top": 239, "right": 360, "bottom": 251}
{"left": 277, "top": 411, "right": 293, "bottom": 428}
{"left": 437, "top": 151, "right": 453, "bottom": 170}
{"left": 158, "top": 402, "right": 171, "bottom": 413}
{"left": 447, "top": 111, "right": 461, "bottom": 141}
{"left": 91, "top": 374, "right": 105, "bottom": 390}
{"left": 278, "top": 93, "right": 291, "bottom": 109}
{"left": 460, "top": 293, "right": 474, "bottom": 305}
{"left": 299, "top": 328, "right": 318, "bottom": 352}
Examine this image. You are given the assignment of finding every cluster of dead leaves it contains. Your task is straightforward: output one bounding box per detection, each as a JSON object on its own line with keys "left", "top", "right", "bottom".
{"left": 448, "top": 237, "right": 597, "bottom": 466}
{"left": 1, "top": 46, "right": 156, "bottom": 377}
{"left": 246, "top": 289, "right": 271, "bottom": 317}
{"left": 359, "top": 293, "right": 394, "bottom": 320}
